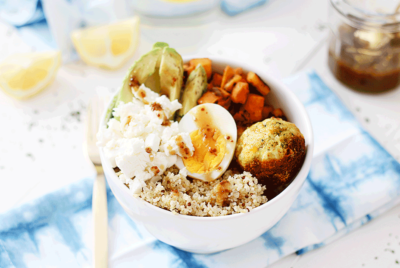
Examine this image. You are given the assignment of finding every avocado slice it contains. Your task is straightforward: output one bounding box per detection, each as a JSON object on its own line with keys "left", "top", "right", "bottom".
{"left": 152, "top": 42, "right": 169, "bottom": 49}
{"left": 144, "top": 42, "right": 170, "bottom": 93}
{"left": 104, "top": 93, "right": 119, "bottom": 123}
{"left": 159, "top": 47, "right": 183, "bottom": 102}
{"left": 108, "top": 42, "right": 184, "bottom": 123}
{"left": 116, "top": 47, "right": 163, "bottom": 106}
{"left": 177, "top": 64, "right": 208, "bottom": 121}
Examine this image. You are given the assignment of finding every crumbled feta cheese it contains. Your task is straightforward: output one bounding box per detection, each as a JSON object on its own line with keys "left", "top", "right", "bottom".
{"left": 164, "top": 133, "right": 194, "bottom": 157}
{"left": 97, "top": 83, "right": 194, "bottom": 195}
{"left": 96, "top": 119, "right": 123, "bottom": 147}
{"left": 154, "top": 95, "right": 182, "bottom": 118}
{"left": 145, "top": 133, "right": 160, "bottom": 153}
{"left": 113, "top": 99, "right": 144, "bottom": 119}
{"left": 133, "top": 84, "right": 159, "bottom": 104}
{"left": 160, "top": 122, "right": 180, "bottom": 147}
{"left": 115, "top": 138, "right": 149, "bottom": 178}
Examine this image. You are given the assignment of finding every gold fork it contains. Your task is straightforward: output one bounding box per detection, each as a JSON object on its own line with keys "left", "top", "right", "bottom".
{"left": 85, "top": 95, "right": 108, "bottom": 268}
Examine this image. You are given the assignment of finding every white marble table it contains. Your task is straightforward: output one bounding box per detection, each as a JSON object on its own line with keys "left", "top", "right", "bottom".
{"left": 1, "top": 0, "right": 400, "bottom": 267}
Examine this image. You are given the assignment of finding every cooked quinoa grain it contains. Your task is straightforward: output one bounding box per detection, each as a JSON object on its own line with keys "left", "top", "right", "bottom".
{"left": 135, "top": 168, "right": 267, "bottom": 217}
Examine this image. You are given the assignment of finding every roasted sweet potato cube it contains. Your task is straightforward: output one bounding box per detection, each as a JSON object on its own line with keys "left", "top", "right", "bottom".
{"left": 208, "top": 87, "right": 231, "bottom": 109}
{"left": 209, "top": 87, "right": 230, "bottom": 99}
{"left": 198, "top": 91, "right": 219, "bottom": 104}
{"left": 221, "top": 65, "right": 235, "bottom": 90}
{"left": 243, "top": 94, "right": 264, "bottom": 122}
{"left": 272, "top": 108, "right": 284, "bottom": 118}
{"left": 247, "top": 72, "right": 270, "bottom": 95}
{"left": 218, "top": 97, "right": 231, "bottom": 110}
{"left": 211, "top": 73, "right": 222, "bottom": 87}
{"left": 262, "top": 105, "right": 274, "bottom": 119}
{"left": 224, "top": 74, "right": 243, "bottom": 92}
{"left": 231, "top": 82, "right": 249, "bottom": 104}
{"left": 234, "top": 67, "right": 243, "bottom": 75}
{"left": 237, "top": 124, "right": 248, "bottom": 138}
{"left": 207, "top": 82, "right": 213, "bottom": 90}
{"left": 184, "top": 63, "right": 195, "bottom": 74}
{"left": 233, "top": 110, "right": 246, "bottom": 122}
{"left": 189, "top": 58, "right": 212, "bottom": 80}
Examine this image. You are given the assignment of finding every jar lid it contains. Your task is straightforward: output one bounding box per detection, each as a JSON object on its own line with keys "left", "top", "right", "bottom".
{"left": 331, "top": 0, "right": 400, "bottom": 32}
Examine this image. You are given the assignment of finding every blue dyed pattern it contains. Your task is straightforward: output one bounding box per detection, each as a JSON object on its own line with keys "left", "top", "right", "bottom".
{"left": 1, "top": 70, "right": 400, "bottom": 268}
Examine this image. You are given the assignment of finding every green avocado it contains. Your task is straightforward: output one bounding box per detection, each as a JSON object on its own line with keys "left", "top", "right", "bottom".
{"left": 104, "top": 93, "right": 119, "bottom": 123}
{"left": 105, "top": 42, "right": 184, "bottom": 122}
{"left": 144, "top": 42, "right": 170, "bottom": 93}
{"left": 159, "top": 47, "right": 183, "bottom": 102}
{"left": 152, "top": 42, "right": 169, "bottom": 49}
{"left": 177, "top": 64, "right": 208, "bottom": 121}
{"left": 116, "top": 47, "right": 163, "bottom": 105}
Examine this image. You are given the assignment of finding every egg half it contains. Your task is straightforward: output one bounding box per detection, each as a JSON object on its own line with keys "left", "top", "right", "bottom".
{"left": 176, "top": 103, "right": 237, "bottom": 182}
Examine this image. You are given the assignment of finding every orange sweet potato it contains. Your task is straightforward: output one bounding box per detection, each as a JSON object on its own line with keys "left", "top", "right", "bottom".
{"left": 218, "top": 97, "right": 231, "bottom": 110}
{"left": 243, "top": 94, "right": 264, "bottom": 122}
{"left": 221, "top": 66, "right": 235, "bottom": 90}
{"left": 198, "top": 87, "right": 231, "bottom": 110}
{"left": 272, "top": 108, "right": 284, "bottom": 118}
{"left": 189, "top": 58, "right": 212, "bottom": 80}
{"left": 198, "top": 91, "right": 219, "bottom": 104}
{"left": 224, "top": 74, "right": 243, "bottom": 92}
{"left": 262, "top": 105, "right": 274, "bottom": 119}
{"left": 231, "top": 82, "right": 249, "bottom": 104}
{"left": 247, "top": 72, "right": 270, "bottom": 96}
{"left": 210, "top": 87, "right": 231, "bottom": 110}
{"left": 184, "top": 63, "right": 195, "bottom": 74}
{"left": 234, "top": 67, "right": 243, "bottom": 75}
{"left": 211, "top": 73, "right": 222, "bottom": 87}
{"left": 233, "top": 110, "right": 246, "bottom": 122}
{"left": 237, "top": 124, "right": 247, "bottom": 137}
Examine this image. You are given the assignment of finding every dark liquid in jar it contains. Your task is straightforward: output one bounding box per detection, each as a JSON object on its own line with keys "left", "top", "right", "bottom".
{"left": 328, "top": 24, "right": 400, "bottom": 93}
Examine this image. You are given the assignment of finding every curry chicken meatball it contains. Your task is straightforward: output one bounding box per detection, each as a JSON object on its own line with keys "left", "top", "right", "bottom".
{"left": 235, "top": 118, "right": 306, "bottom": 187}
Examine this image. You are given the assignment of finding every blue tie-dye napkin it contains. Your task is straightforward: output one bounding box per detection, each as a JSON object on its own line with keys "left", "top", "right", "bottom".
{"left": 1, "top": 71, "right": 400, "bottom": 268}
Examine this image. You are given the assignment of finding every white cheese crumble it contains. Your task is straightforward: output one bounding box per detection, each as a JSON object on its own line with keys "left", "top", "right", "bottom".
{"left": 97, "top": 84, "right": 194, "bottom": 194}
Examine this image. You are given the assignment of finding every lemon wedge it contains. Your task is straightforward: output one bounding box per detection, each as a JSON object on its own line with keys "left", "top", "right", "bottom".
{"left": 0, "top": 51, "right": 61, "bottom": 100}
{"left": 71, "top": 17, "right": 140, "bottom": 70}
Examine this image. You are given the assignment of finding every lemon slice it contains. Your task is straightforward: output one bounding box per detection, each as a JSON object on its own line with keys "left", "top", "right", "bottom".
{"left": 0, "top": 51, "right": 61, "bottom": 100}
{"left": 71, "top": 17, "right": 140, "bottom": 70}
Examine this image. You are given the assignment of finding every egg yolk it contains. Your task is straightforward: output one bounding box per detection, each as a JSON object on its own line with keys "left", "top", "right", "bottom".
{"left": 183, "top": 128, "right": 226, "bottom": 174}
{"left": 182, "top": 107, "right": 227, "bottom": 174}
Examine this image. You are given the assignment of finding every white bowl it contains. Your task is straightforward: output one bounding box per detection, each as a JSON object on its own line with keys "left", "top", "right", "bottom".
{"left": 100, "top": 55, "right": 314, "bottom": 254}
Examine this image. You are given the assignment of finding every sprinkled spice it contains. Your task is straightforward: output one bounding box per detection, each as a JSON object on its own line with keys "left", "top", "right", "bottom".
{"left": 26, "top": 153, "right": 35, "bottom": 160}
{"left": 384, "top": 248, "right": 395, "bottom": 254}
{"left": 28, "top": 122, "right": 36, "bottom": 130}
{"left": 70, "top": 111, "right": 81, "bottom": 122}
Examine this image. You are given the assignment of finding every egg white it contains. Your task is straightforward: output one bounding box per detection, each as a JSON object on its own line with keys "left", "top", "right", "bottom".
{"left": 176, "top": 103, "right": 237, "bottom": 182}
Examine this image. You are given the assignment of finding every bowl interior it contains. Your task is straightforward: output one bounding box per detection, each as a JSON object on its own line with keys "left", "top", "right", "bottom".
{"left": 100, "top": 55, "right": 314, "bottom": 219}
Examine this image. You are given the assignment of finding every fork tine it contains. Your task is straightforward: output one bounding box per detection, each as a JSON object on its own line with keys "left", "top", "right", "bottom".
{"left": 85, "top": 94, "right": 110, "bottom": 165}
{"left": 92, "top": 97, "right": 99, "bottom": 143}
{"left": 86, "top": 100, "right": 93, "bottom": 145}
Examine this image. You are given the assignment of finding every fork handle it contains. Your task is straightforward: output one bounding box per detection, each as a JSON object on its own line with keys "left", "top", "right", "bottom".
{"left": 93, "top": 173, "right": 108, "bottom": 268}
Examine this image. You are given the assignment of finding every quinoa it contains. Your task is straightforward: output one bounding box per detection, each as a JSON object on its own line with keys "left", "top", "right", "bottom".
{"left": 127, "top": 167, "right": 268, "bottom": 217}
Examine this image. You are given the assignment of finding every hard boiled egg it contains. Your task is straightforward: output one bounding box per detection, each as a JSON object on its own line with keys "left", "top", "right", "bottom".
{"left": 176, "top": 103, "right": 237, "bottom": 182}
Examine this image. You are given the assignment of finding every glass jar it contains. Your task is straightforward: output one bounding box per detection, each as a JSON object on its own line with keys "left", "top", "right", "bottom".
{"left": 328, "top": 0, "right": 400, "bottom": 93}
